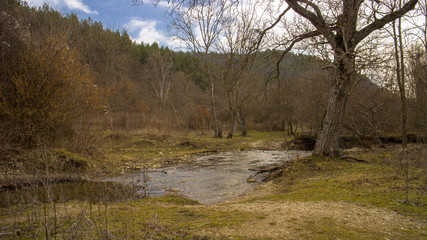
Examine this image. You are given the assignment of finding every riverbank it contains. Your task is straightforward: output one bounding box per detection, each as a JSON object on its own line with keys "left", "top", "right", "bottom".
{"left": 0, "top": 132, "right": 426, "bottom": 239}
{"left": 0, "top": 131, "right": 290, "bottom": 189}
{"left": 97, "top": 130, "right": 291, "bottom": 176}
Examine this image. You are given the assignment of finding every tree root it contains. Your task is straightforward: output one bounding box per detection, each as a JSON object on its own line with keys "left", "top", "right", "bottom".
{"left": 248, "top": 160, "right": 296, "bottom": 182}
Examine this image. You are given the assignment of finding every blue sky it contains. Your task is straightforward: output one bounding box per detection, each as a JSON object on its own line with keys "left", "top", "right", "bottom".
{"left": 24, "top": 0, "right": 174, "bottom": 47}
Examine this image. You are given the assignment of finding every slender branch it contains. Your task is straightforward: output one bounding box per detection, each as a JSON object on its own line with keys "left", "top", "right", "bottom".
{"left": 354, "top": 0, "right": 418, "bottom": 44}
{"left": 254, "top": 6, "right": 291, "bottom": 50}
{"left": 268, "top": 29, "right": 323, "bottom": 85}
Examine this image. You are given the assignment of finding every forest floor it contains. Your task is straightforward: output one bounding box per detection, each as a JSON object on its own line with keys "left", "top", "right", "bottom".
{"left": 0, "top": 131, "right": 426, "bottom": 239}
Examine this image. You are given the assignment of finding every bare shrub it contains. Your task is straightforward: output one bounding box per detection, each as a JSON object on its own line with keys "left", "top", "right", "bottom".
{"left": 0, "top": 34, "right": 104, "bottom": 149}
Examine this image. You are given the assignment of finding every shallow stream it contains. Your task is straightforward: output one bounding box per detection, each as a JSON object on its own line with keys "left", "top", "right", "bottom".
{"left": 100, "top": 150, "right": 311, "bottom": 204}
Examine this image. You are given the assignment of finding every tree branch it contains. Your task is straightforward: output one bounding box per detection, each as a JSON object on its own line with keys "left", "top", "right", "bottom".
{"left": 285, "top": 0, "right": 335, "bottom": 43}
{"left": 266, "top": 29, "right": 323, "bottom": 86}
{"left": 254, "top": 6, "right": 291, "bottom": 50}
{"left": 354, "top": 0, "right": 418, "bottom": 44}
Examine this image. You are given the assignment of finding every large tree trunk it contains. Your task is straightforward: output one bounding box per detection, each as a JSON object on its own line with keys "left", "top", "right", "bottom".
{"left": 314, "top": 53, "right": 354, "bottom": 156}
{"left": 284, "top": 0, "right": 417, "bottom": 156}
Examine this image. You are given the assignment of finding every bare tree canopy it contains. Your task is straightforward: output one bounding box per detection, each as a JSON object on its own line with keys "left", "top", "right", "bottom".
{"left": 159, "top": 0, "right": 418, "bottom": 155}
{"left": 263, "top": 0, "right": 419, "bottom": 156}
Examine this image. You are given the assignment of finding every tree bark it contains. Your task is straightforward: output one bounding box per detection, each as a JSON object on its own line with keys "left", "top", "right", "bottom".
{"left": 314, "top": 53, "right": 354, "bottom": 156}
{"left": 392, "top": 17, "right": 408, "bottom": 147}
{"left": 287, "top": 121, "right": 295, "bottom": 136}
{"left": 209, "top": 79, "right": 222, "bottom": 138}
{"left": 237, "top": 107, "right": 248, "bottom": 137}
{"left": 227, "top": 110, "right": 238, "bottom": 138}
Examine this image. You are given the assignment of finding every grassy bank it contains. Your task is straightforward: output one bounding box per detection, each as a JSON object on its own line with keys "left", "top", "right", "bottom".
{"left": 95, "top": 130, "right": 291, "bottom": 175}
{"left": 0, "top": 132, "right": 426, "bottom": 239}
{"left": 232, "top": 145, "right": 427, "bottom": 239}
{"left": 0, "top": 131, "right": 291, "bottom": 187}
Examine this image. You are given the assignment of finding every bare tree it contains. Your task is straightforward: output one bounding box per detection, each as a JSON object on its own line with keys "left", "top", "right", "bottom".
{"left": 145, "top": 47, "right": 174, "bottom": 109}
{"left": 257, "top": 0, "right": 418, "bottom": 156}
{"left": 378, "top": 0, "right": 427, "bottom": 145}
{"left": 407, "top": 0, "right": 427, "bottom": 52}
{"left": 168, "top": 0, "right": 237, "bottom": 138}
{"left": 408, "top": 0, "right": 427, "bottom": 137}
{"left": 218, "top": 1, "right": 261, "bottom": 138}
{"left": 412, "top": 48, "right": 427, "bottom": 137}
{"left": 391, "top": 4, "right": 409, "bottom": 147}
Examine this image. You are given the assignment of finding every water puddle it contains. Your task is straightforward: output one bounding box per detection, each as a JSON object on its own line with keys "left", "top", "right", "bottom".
{"left": 100, "top": 150, "right": 311, "bottom": 204}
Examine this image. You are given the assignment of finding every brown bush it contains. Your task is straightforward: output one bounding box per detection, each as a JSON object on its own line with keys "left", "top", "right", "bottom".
{"left": 0, "top": 34, "right": 104, "bottom": 148}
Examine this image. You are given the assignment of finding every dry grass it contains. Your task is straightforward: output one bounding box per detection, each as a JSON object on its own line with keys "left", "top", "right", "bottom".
{"left": 208, "top": 200, "right": 426, "bottom": 239}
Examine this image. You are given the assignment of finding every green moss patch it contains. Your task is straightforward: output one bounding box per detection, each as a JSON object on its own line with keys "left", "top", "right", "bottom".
{"left": 253, "top": 147, "right": 426, "bottom": 220}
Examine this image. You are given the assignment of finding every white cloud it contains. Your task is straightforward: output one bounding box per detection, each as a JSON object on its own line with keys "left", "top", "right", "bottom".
{"left": 64, "top": 0, "right": 98, "bottom": 14}
{"left": 25, "top": 0, "right": 98, "bottom": 15}
{"left": 167, "top": 37, "right": 188, "bottom": 51}
{"left": 125, "top": 18, "right": 168, "bottom": 45}
{"left": 142, "top": 0, "right": 170, "bottom": 8}
{"left": 155, "top": 1, "right": 171, "bottom": 8}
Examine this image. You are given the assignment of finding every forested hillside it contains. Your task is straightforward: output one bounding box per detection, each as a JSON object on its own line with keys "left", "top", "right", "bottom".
{"left": 1, "top": 0, "right": 426, "bottom": 155}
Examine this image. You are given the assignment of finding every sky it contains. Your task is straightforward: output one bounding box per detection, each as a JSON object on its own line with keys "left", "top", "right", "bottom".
{"left": 23, "top": 0, "right": 291, "bottom": 51}
{"left": 24, "top": 0, "right": 174, "bottom": 47}
{"left": 23, "top": 0, "right": 423, "bottom": 53}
